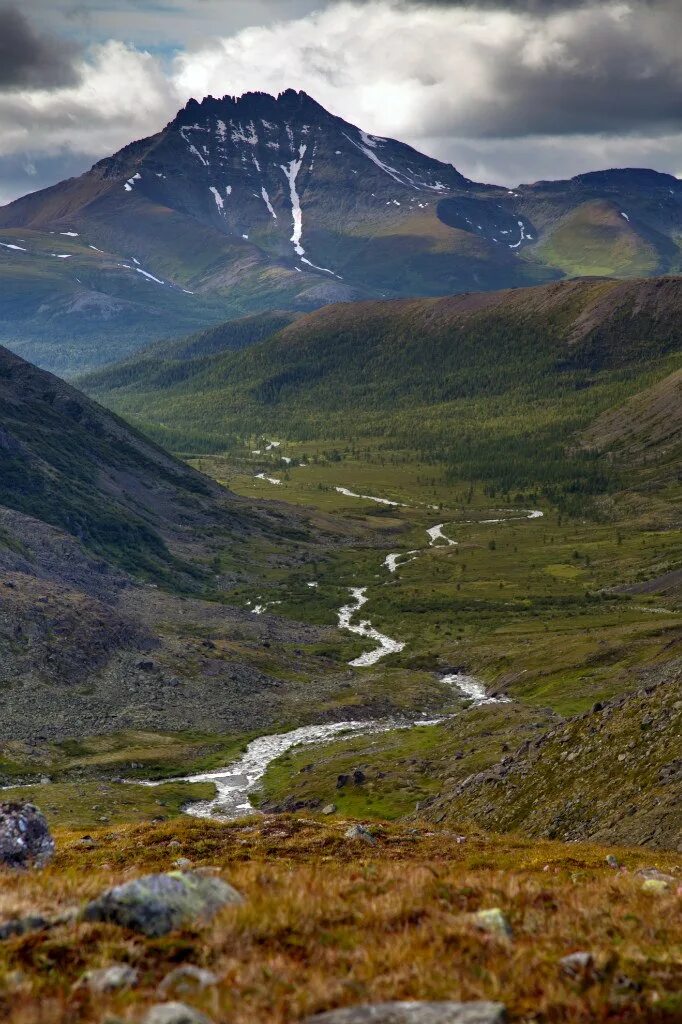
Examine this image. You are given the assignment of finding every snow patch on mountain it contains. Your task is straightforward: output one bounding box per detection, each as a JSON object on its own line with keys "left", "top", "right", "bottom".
{"left": 209, "top": 186, "right": 224, "bottom": 211}
{"left": 232, "top": 121, "right": 258, "bottom": 146}
{"left": 509, "top": 220, "right": 528, "bottom": 249}
{"left": 301, "top": 256, "right": 341, "bottom": 278}
{"left": 179, "top": 127, "right": 208, "bottom": 167}
{"left": 262, "top": 187, "right": 277, "bottom": 219}
{"left": 136, "top": 268, "right": 165, "bottom": 285}
{"left": 281, "top": 144, "right": 307, "bottom": 257}
{"left": 343, "top": 131, "right": 419, "bottom": 190}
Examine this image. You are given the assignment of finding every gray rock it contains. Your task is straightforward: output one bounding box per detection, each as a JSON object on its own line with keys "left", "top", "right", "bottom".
{"left": 0, "top": 802, "right": 55, "bottom": 868}
{"left": 85, "top": 963, "right": 138, "bottom": 993}
{"left": 559, "top": 951, "right": 595, "bottom": 981}
{"left": 76, "top": 836, "right": 98, "bottom": 850}
{"left": 158, "top": 965, "right": 219, "bottom": 996}
{"left": 0, "top": 914, "right": 49, "bottom": 941}
{"left": 304, "top": 1001, "right": 507, "bottom": 1023}
{"left": 636, "top": 867, "right": 675, "bottom": 883}
{"left": 321, "top": 804, "right": 337, "bottom": 816}
{"left": 344, "top": 825, "right": 377, "bottom": 846}
{"left": 605, "top": 855, "right": 619, "bottom": 869}
{"left": 173, "top": 858, "right": 193, "bottom": 870}
{"left": 472, "top": 908, "right": 513, "bottom": 940}
{"left": 142, "top": 1003, "right": 213, "bottom": 1024}
{"left": 81, "top": 870, "right": 244, "bottom": 937}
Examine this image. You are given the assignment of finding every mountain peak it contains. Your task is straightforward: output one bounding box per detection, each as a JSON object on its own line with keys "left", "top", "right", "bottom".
{"left": 172, "top": 89, "right": 328, "bottom": 130}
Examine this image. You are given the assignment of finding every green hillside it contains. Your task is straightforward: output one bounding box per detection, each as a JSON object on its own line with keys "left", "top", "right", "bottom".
{"left": 536, "top": 200, "right": 661, "bottom": 277}
{"left": 84, "top": 275, "right": 682, "bottom": 509}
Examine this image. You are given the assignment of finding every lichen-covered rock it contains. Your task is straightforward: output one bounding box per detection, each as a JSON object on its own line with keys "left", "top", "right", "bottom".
{"left": 0, "top": 914, "right": 49, "bottom": 940}
{"left": 344, "top": 825, "right": 377, "bottom": 846}
{"left": 81, "top": 870, "right": 243, "bottom": 937}
{"left": 85, "top": 963, "right": 138, "bottom": 993}
{"left": 305, "top": 1002, "right": 507, "bottom": 1023}
{"left": 158, "top": 965, "right": 219, "bottom": 996}
{"left": 472, "top": 908, "right": 513, "bottom": 940}
{"left": 0, "top": 802, "right": 55, "bottom": 868}
{"left": 142, "top": 1003, "right": 213, "bottom": 1024}
{"left": 642, "top": 878, "right": 669, "bottom": 894}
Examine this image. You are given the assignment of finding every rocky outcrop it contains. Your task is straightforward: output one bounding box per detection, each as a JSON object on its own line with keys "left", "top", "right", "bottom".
{"left": 420, "top": 662, "right": 682, "bottom": 849}
{"left": 0, "top": 802, "right": 55, "bottom": 868}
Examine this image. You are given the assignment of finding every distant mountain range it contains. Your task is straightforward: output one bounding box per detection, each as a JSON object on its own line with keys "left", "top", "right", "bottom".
{"left": 0, "top": 89, "right": 681, "bottom": 375}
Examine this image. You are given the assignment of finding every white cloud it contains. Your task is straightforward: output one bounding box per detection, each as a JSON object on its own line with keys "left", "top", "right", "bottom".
{"left": 0, "top": 0, "right": 681, "bottom": 201}
{"left": 0, "top": 40, "right": 176, "bottom": 160}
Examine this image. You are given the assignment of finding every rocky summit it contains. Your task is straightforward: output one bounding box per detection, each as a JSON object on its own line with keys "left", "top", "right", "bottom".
{"left": 1, "top": 90, "right": 681, "bottom": 374}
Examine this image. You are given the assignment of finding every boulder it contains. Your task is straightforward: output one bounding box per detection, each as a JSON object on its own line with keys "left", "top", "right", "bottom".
{"left": 0, "top": 914, "right": 49, "bottom": 941}
{"left": 0, "top": 802, "right": 55, "bottom": 868}
{"left": 85, "top": 963, "right": 138, "bottom": 993}
{"left": 471, "top": 908, "right": 513, "bottom": 940}
{"left": 642, "top": 878, "right": 669, "bottom": 894}
{"left": 142, "top": 1003, "right": 213, "bottom": 1024}
{"left": 81, "top": 871, "right": 243, "bottom": 937}
{"left": 345, "top": 825, "right": 377, "bottom": 846}
{"left": 559, "top": 951, "right": 595, "bottom": 983}
{"left": 304, "top": 1002, "right": 507, "bottom": 1023}
{"left": 158, "top": 965, "right": 219, "bottom": 997}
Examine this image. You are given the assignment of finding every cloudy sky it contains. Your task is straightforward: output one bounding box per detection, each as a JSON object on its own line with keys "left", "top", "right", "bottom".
{"left": 1, "top": 0, "right": 680, "bottom": 203}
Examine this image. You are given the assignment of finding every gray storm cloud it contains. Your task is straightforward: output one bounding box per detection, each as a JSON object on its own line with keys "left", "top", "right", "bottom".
{"left": 0, "top": 0, "right": 681, "bottom": 203}
{"left": 0, "top": 5, "right": 81, "bottom": 90}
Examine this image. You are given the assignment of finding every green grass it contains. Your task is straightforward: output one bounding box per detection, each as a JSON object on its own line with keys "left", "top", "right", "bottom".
{"left": 537, "top": 201, "right": 661, "bottom": 277}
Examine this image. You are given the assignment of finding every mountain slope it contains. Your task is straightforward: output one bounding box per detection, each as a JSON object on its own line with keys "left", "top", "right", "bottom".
{"left": 1, "top": 90, "right": 681, "bottom": 374}
{"left": 85, "top": 310, "right": 302, "bottom": 395}
{"left": 0, "top": 344, "right": 235, "bottom": 581}
{"left": 84, "top": 275, "right": 682, "bottom": 500}
{"left": 420, "top": 660, "right": 681, "bottom": 850}
{"left": 0, "top": 346, "right": 384, "bottom": 746}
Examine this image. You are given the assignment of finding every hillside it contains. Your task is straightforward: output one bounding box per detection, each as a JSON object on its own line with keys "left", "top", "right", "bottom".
{"left": 86, "top": 310, "right": 301, "bottom": 394}
{"left": 1, "top": 90, "right": 681, "bottom": 375}
{"left": 0, "top": 815, "right": 679, "bottom": 1024}
{"left": 420, "top": 661, "right": 681, "bottom": 849}
{"left": 0, "top": 344, "right": 229, "bottom": 581}
{"left": 84, "top": 275, "right": 682, "bottom": 503}
{"left": 0, "top": 346, "right": 404, "bottom": 752}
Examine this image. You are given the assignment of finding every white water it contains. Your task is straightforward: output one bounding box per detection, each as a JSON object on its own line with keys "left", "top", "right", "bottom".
{"left": 384, "top": 551, "right": 419, "bottom": 574}
{"left": 427, "top": 524, "right": 457, "bottom": 546}
{"left": 338, "top": 587, "right": 405, "bottom": 667}
{"left": 137, "top": 718, "right": 427, "bottom": 821}
{"left": 134, "top": 672, "right": 510, "bottom": 822}
{"left": 127, "top": 475, "right": 541, "bottom": 822}
{"left": 335, "top": 486, "right": 405, "bottom": 507}
{"left": 443, "top": 673, "right": 510, "bottom": 705}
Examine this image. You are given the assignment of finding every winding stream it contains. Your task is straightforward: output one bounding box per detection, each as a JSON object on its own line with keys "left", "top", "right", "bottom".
{"left": 338, "top": 587, "right": 406, "bottom": 667}
{"left": 206, "top": 454, "right": 542, "bottom": 822}
{"left": 136, "top": 672, "right": 505, "bottom": 821}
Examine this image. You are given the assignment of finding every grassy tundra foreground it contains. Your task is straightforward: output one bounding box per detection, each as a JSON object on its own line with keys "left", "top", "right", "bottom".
{"left": 0, "top": 815, "right": 680, "bottom": 1024}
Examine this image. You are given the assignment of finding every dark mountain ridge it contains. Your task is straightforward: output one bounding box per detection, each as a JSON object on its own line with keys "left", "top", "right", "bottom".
{"left": 1, "top": 90, "right": 681, "bottom": 375}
